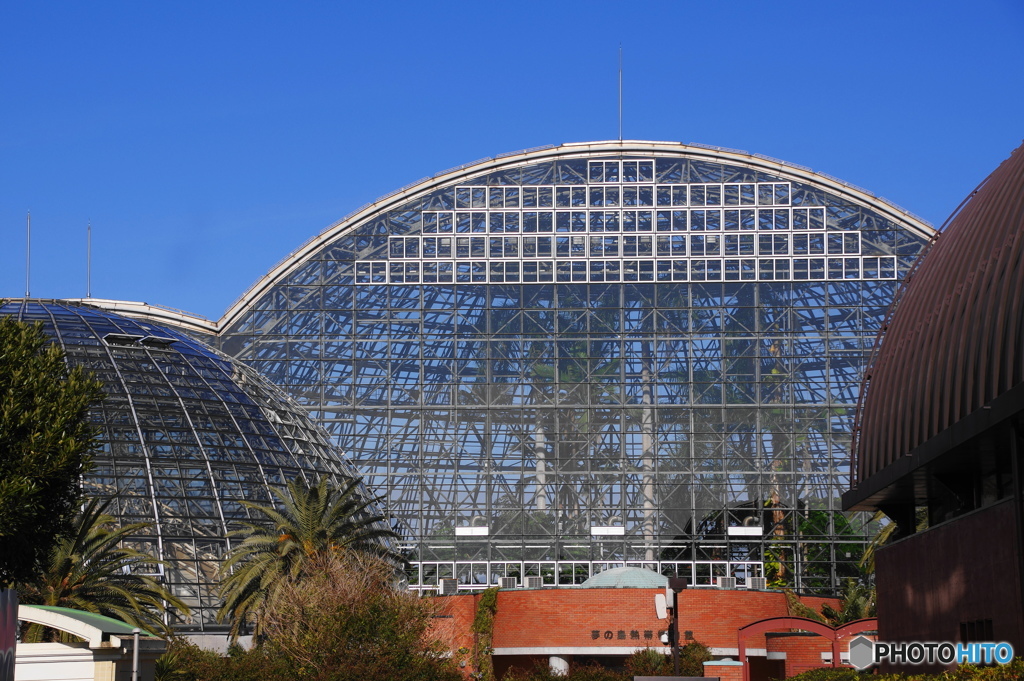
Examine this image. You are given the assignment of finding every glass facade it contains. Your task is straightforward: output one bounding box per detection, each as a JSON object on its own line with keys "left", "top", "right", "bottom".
{"left": 140, "top": 143, "right": 934, "bottom": 595}
{"left": 208, "top": 144, "right": 934, "bottom": 594}
{"left": 0, "top": 300, "right": 381, "bottom": 630}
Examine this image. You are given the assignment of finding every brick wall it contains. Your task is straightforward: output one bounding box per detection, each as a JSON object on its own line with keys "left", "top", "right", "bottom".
{"left": 434, "top": 587, "right": 842, "bottom": 651}
{"left": 704, "top": 661, "right": 745, "bottom": 681}
{"left": 767, "top": 633, "right": 834, "bottom": 677}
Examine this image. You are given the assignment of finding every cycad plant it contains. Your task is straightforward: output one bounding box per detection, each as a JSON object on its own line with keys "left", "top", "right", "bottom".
{"left": 217, "top": 475, "right": 402, "bottom": 640}
{"left": 19, "top": 497, "right": 189, "bottom": 641}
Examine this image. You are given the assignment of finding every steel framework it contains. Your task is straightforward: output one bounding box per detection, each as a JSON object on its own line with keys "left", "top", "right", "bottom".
{"left": 95, "top": 142, "right": 936, "bottom": 595}
{"left": 0, "top": 301, "right": 379, "bottom": 630}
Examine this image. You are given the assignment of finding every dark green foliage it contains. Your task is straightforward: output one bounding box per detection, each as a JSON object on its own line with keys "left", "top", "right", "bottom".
{"left": 154, "top": 638, "right": 291, "bottom": 681}
{"left": 784, "top": 659, "right": 1024, "bottom": 681}
{"left": 781, "top": 669, "right": 867, "bottom": 681}
{"left": 941, "top": 659, "right": 1024, "bottom": 680}
{"left": 0, "top": 315, "right": 104, "bottom": 586}
{"left": 472, "top": 586, "right": 500, "bottom": 681}
{"left": 624, "top": 648, "right": 670, "bottom": 676}
{"left": 784, "top": 580, "right": 875, "bottom": 627}
{"left": 819, "top": 579, "right": 875, "bottom": 624}
{"left": 18, "top": 497, "right": 190, "bottom": 639}
{"left": 217, "top": 475, "right": 402, "bottom": 639}
{"left": 679, "top": 640, "right": 712, "bottom": 676}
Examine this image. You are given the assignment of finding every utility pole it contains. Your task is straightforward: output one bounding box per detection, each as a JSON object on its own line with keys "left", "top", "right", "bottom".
{"left": 25, "top": 211, "right": 31, "bottom": 298}
{"left": 657, "top": 577, "right": 688, "bottom": 675}
{"left": 131, "top": 628, "right": 140, "bottom": 681}
{"left": 668, "top": 577, "right": 686, "bottom": 675}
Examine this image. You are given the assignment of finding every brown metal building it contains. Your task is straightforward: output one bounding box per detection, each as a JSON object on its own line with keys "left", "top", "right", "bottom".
{"left": 844, "top": 140, "right": 1024, "bottom": 653}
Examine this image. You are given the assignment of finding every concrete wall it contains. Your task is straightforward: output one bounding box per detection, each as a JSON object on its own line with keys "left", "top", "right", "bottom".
{"left": 14, "top": 642, "right": 161, "bottom": 681}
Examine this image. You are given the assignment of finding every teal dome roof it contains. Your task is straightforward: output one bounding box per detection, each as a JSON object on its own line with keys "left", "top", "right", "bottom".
{"left": 580, "top": 567, "right": 668, "bottom": 588}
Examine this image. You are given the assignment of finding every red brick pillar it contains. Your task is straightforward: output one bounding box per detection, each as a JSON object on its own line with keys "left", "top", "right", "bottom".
{"left": 704, "top": 660, "right": 744, "bottom": 681}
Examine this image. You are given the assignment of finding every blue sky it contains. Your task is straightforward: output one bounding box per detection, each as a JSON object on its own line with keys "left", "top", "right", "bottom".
{"left": 1, "top": 1, "right": 1022, "bottom": 320}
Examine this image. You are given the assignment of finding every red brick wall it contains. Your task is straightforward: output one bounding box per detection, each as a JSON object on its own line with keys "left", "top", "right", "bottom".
{"left": 434, "top": 588, "right": 842, "bottom": 652}
{"left": 679, "top": 589, "right": 792, "bottom": 649}
{"left": 767, "top": 633, "right": 833, "bottom": 677}
{"left": 490, "top": 588, "right": 666, "bottom": 649}
{"left": 704, "top": 661, "right": 745, "bottom": 681}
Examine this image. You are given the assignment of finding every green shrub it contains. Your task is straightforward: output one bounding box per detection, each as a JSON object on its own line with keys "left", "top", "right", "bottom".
{"left": 679, "top": 640, "right": 712, "bottom": 676}
{"left": 625, "top": 648, "right": 670, "bottom": 676}
{"left": 781, "top": 669, "right": 868, "bottom": 681}
{"left": 784, "top": 659, "right": 1024, "bottom": 681}
{"left": 502, "top": 660, "right": 624, "bottom": 681}
{"left": 156, "top": 638, "right": 291, "bottom": 681}
{"left": 160, "top": 554, "right": 462, "bottom": 681}
{"left": 941, "top": 659, "right": 1024, "bottom": 681}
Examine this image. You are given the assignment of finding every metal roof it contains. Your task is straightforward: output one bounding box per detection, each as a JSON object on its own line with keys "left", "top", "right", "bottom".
{"left": 849, "top": 140, "right": 1024, "bottom": 508}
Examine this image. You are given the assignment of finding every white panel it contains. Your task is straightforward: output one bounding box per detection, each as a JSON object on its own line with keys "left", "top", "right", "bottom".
{"left": 590, "top": 526, "right": 625, "bottom": 536}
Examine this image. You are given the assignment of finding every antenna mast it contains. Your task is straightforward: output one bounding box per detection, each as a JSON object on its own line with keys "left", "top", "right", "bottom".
{"left": 25, "top": 211, "right": 31, "bottom": 298}
{"left": 618, "top": 45, "right": 623, "bottom": 141}
{"left": 87, "top": 221, "right": 92, "bottom": 298}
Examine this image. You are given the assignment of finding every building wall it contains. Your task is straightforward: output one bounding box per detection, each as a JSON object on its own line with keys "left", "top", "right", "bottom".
{"left": 876, "top": 498, "right": 1023, "bottom": 649}
{"left": 766, "top": 633, "right": 833, "bottom": 677}
{"left": 432, "top": 589, "right": 839, "bottom": 659}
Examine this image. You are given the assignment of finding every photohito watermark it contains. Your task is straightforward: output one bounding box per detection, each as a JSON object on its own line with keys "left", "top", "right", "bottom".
{"left": 848, "top": 636, "right": 1015, "bottom": 670}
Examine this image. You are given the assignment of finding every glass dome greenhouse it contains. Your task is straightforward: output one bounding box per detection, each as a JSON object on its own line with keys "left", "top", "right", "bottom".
{"left": 203, "top": 142, "right": 935, "bottom": 594}
{"left": 82, "top": 141, "right": 937, "bottom": 596}
{"left": 0, "top": 300, "right": 380, "bottom": 631}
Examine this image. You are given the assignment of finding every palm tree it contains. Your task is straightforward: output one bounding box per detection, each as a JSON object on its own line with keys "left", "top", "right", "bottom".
{"left": 784, "top": 578, "right": 875, "bottom": 626}
{"left": 18, "top": 497, "right": 189, "bottom": 641}
{"left": 217, "top": 475, "right": 402, "bottom": 640}
{"left": 859, "top": 510, "right": 895, "bottom": 575}
{"left": 859, "top": 508, "right": 928, "bottom": 574}
{"left": 820, "top": 579, "right": 875, "bottom": 624}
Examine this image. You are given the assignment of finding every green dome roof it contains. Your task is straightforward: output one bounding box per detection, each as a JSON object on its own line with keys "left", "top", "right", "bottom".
{"left": 580, "top": 567, "right": 668, "bottom": 588}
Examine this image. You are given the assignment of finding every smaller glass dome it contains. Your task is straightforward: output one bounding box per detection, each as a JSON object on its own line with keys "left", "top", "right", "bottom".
{"left": 579, "top": 566, "right": 668, "bottom": 589}
{"left": 0, "top": 300, "right": 383, "bottom": 631}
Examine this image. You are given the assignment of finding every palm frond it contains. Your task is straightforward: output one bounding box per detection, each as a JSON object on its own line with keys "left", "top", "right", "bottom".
{"left": 19, "top": 497, "right": 190, "bottom": 641}
{"left": 217, "top": 475, "right": 402, "bottom": 640}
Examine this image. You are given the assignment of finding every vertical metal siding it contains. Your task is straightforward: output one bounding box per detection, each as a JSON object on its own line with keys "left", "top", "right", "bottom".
{"left": 855, "top": 142, "right": 1024, "bottom": 481}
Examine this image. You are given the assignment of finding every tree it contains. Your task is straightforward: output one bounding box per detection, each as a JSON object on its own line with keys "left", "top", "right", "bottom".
{"left": 859, "top": 508, "right": 928, "bottom": 575}
{"left": 0, "top": 313, "right": 105, "bottom": 586}
{"left": 784, "top": 578, "right": 874, "bottom": 627}
{"left": 217, "top": 475, "right": 402, "bottom": 639}
{"left": 18, "top": 497, "right": 190, "bottom": 640}
{"left": 259, "top": 553, "right": 461, "bottom": 681}
{"left": 169, "top": 554, "right": 461, "bottom": 681}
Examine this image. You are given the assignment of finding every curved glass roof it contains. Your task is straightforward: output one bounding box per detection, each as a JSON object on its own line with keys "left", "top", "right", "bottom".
{"left": 0, "top": 300, "right": 380, "bottom": 631}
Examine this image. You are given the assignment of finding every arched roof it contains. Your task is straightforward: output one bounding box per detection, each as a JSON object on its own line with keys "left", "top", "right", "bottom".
{"left": 0, "top": 300, "right": 379, "bottom": 629}
{"left": 852, "top": 141, "right": 1024, "bottom": 491}
{"left": 89, "top": 140, "right": 934, "bottom": 333}
{"left": 18, "top": 605, "right": 152, "bottom": 647}
{"left": 218, "top": 140, "right": 932, "bottom": 329}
